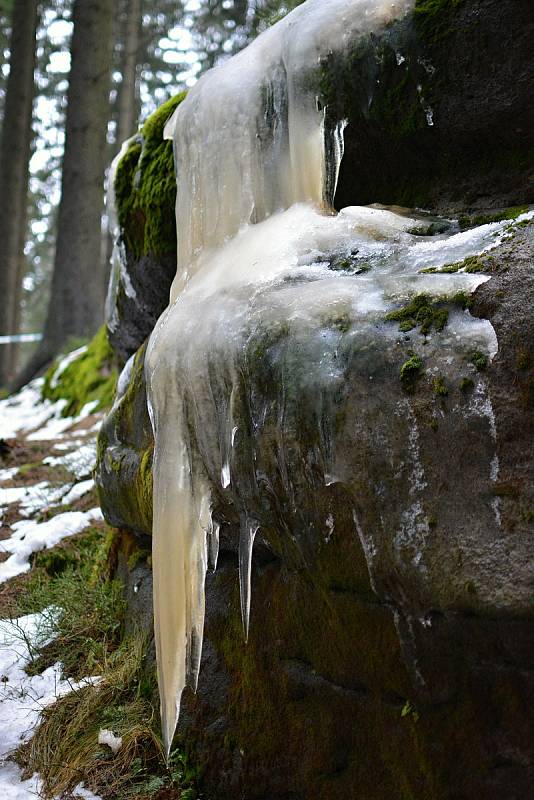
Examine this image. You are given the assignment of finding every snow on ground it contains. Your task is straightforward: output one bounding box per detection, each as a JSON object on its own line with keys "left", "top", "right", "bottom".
{"left": 0, "top": 508, "right": 104, "bottom": 584}
{"left": 43, "top": 442, "right": 98, "bottom": 480}
{"left": 0, "top": 479, "right": 95, "bottom": 520}
{"left": 0, "top": 373, "right": 106, "bottom": 798}
{"left": 0, "top": 612, "right": 101, "bottom": 800}
{"left": 0, "top": 468, "right": 19, "bottom": 482}
{"left": 0, "top": 376, "right": 99, "bottom": 443}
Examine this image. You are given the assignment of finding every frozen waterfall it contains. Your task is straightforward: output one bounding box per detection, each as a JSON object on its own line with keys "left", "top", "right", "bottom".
{"left": 140, "top": 0, "right": 512, "bottom": 756}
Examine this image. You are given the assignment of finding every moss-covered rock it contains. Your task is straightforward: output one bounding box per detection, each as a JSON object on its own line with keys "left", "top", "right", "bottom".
{"left": 42, "top": 325, "right": 118, "bottom": 417}
{"left": 114, "top": 93, "right": 186, "bottom": 261}
{"left": 95, "top": 342, "right": 153, "bottom": 535}
{"left": 331, "top": 0, "right": 534, "bottom": 211}
{"left": 106, "top": 93, "right": 187, "bottom": 365}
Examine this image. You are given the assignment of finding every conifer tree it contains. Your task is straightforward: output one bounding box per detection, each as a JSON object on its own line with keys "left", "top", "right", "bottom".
{"left": 0, "top": 0, "right": 38, "bottom": 387}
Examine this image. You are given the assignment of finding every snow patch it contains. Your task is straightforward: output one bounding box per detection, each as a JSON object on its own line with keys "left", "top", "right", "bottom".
{"left": 44, "top": 442, "right": 98, "bottom": 480}
{"left": 98, "top": 729, "right": 123, "bottom": 754}
{"left": 0, "top": 508, "right": 103, "bottom": 583}
{"left": 0, "top": 612, "right": 102, "bottom": 800}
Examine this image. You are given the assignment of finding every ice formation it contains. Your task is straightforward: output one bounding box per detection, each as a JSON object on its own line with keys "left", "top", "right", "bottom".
{"left": 140, "top": 0, "right": 523, "bottom": 754}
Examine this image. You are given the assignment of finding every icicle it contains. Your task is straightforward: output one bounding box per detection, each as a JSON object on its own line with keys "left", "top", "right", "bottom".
{"left": 207, "top": 520, "right": 220, "bottom": 573}
{"left": 147, "top": 379, "right": 211, "bottom": 756}
{"left": 239, "top": 518, "right": 260, "bottom": 642}
{"left": 164, "top": 0, "right": 416, "bottom": 299}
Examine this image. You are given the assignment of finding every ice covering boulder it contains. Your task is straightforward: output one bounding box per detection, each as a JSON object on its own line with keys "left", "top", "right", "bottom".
{"left": 97, "top": 0, "right": 534, "bottom": 797}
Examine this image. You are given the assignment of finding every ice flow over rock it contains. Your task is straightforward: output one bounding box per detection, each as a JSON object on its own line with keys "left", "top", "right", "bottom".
{"left": 141, "top": 0, "right": 503, "bottom": 755}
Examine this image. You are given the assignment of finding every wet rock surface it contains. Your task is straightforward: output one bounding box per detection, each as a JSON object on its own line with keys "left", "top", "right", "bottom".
{"left": 334, "top": 0, "right": 534, "bottom": 211}
{"left": 97, "top": 222, "right": 534, "bottom": 800}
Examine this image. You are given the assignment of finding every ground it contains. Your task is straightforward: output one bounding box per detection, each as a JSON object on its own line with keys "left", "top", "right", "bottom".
{"left": 0, "top": 366, "right": 195, "bottom": 800}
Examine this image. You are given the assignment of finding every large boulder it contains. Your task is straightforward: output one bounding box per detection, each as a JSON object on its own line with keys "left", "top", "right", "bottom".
{"left": 97, "top": 2, "right": 534, "bottom": 797}
{"left": 334, "top": 0, "right": 534, "bottom": 210}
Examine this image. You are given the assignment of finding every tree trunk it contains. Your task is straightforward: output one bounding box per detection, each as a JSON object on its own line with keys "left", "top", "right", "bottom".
{"left": 13, "top": 0, "right": 114, "bottom": 390}
{"left": 0, "top": 0, "right": 38, "bottom": 387}
{"left": 100, "top": 0, "right": 142, "bottom": 309}
{"left": 116, "top": 0, "right": 142, "bottom": 147}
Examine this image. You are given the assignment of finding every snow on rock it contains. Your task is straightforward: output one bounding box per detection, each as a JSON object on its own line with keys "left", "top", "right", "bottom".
{"left": 0, "top": 508, "right": 103, "bottom": 584}
{"left": 0, "top": 612, "right": 102, "bottom": 800}
{"left": 49, "top": 346, "right": 88, "bottom": 390}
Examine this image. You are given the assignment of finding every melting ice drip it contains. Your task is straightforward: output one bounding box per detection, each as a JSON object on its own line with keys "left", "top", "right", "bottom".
{"left": 142, "top": 0, "right": 515, "bottom": 755}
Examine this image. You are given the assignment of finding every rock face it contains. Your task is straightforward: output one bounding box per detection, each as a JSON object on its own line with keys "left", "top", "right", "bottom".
{"left": 334, "top": 0, "right": 534, "bottom": 211}
{"left": 179, "top": 224, "right": 534, "bottom": 800}
{"left": 97, "top": 2, "right": 534, "bottom": 798}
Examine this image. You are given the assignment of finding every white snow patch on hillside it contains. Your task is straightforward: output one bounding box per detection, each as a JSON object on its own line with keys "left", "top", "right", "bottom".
{"left": 0, "top": 508, "right": 103, "bottom": 583}
{"left": 0, "top": 379, "right": 101, "bottom": 443}
{"left": 0, "top": 612, "right": 102, "bottom": 799}
{"left": 44, "top": 442, "right": 98, "bottom": 480}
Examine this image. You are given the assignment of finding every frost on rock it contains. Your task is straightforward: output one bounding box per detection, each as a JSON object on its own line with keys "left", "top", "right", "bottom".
{"left": 143, "top": 0, "right": 511, "bottom": 754}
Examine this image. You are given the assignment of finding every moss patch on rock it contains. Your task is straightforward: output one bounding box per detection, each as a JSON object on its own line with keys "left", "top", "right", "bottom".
{"left": 114, "top": 92, "right": 186, "bottom": 260}
{"left": 96, "top": 342, "right": 154, "bottom": 536}
{"left": 420, "top": 254, "right": 492, "bottom": 275}
{"left": 385, "top": 293, "right": 450, "bottom": 335}
{"left": 458, "top": 205, "right": 528, "bottom": 230}
{"left": 42, "top": 325, "right": 118, "bottom": 417}
{"left": 413, "top": 0, "right": 466, "bottom": 41}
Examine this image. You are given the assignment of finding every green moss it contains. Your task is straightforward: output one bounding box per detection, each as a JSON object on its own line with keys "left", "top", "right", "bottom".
{"left": 459, "top": 377, "right": 474, "bottom": 392}
{"left": 114, "top": 92, "right": 187, "bottom": 260}
{"left": 458, "top": 206, "right": 528, "bottom": 230}
{"left": 420, "top": 254, "right": 490, "bottom": 275}
{"left": 450, "top": 290, "right": 473, "bottom": 310}
{"left": 433, "top": 375, "right": 448, "bottom": 396}
{"left": 385, "top": 293, "right": 451, "bottom": 336}
{"left": 413, "top": 0, "right": 466, "bottom": 42}
{"left": 469, "top": 351, "right": 488, "bottom": 371}
{"left": 400, "top": 353, "right": 424, "bottom": 389}
{"left": 367, "top": 52, "right": 427, "bottom": 139}
{"left": 516, "top": 351, "right": 530, "bottom": 370}
{"left": 42, "top": 325, "right": 118, "bottom": 417}
{"left": 401, "top": 700, "right": 420, "bottom": 722}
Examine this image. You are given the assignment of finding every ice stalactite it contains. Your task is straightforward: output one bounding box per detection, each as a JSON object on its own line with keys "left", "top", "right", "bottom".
{"left": 141, "top": 0, "right": 528, "bottom": 756}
